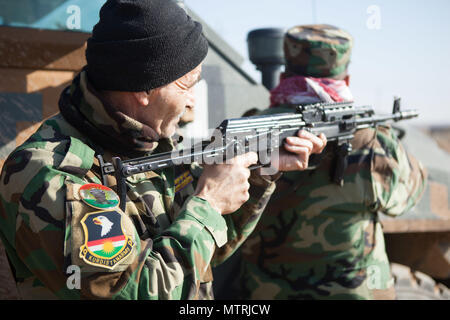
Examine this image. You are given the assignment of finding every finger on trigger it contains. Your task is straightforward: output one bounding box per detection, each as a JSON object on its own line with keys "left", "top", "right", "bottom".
{"left": 232, "top": 151, "right": 258, "bottom": 167}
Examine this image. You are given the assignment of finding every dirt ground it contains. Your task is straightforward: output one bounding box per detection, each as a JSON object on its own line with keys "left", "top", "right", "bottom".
{"left": 0, "top": 126, "right": 449, "bottom": 300}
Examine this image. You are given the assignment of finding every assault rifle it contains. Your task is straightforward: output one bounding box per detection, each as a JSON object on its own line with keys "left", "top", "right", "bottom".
{"left": 98, "top": 98, "right": 418, "bottom": 211}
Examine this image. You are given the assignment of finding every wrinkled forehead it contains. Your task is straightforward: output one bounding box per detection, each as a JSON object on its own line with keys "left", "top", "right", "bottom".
{"left": 177, "top": 63, "right": 203, "bottom": 87}
{"left": 186, "top": 63, "right": 202, "bottom": 79}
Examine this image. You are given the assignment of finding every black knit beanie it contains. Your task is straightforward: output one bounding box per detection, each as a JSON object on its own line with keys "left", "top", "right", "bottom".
{"left": 85, "top": 0, "right": 208, "bottom": 92}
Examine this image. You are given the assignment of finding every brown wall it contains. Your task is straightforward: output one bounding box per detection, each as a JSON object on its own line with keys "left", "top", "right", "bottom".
{"left": 0, "top": 26, "right": 89, "bottom": 168}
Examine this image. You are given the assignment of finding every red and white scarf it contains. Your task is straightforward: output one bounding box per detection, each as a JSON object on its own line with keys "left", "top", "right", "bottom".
{"left": 270, "top": 75, "right": 354, "bottom": 107}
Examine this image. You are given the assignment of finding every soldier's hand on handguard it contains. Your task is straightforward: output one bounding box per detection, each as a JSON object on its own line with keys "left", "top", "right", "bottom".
{"left": 274, "top": 130, "right": 327, "bottom": 172}
{"left": 194, "top": 152, "right": 258, "bottom": 215}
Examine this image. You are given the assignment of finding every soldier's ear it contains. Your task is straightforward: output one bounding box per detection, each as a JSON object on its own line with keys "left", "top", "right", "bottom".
{"left": 344, "top": 75, "right": 350, "bottom": 86}
{"left": 133, "top": 91, "right": 150, "bottom": 107}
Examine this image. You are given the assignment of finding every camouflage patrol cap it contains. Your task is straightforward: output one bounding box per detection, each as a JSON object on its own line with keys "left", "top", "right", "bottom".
{"left": 284, "top": 24, "right": 353, "bottom": 78}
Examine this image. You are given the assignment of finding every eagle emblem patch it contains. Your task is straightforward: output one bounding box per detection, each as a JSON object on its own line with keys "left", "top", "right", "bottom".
{"left": 79, "top": 210, "right": 134, "bottom": 270}
{"left": 79, "top": 183, "right": 119, "bottom": 210}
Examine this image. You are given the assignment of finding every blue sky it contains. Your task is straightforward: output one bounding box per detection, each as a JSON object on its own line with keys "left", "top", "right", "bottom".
{"left": 186, "top": 0, "right": 450, "bottom": 126}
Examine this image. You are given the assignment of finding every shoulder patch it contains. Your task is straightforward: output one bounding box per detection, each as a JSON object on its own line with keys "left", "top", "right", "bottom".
{"left": 79, "top": 183, "right": 119, "bottom": 209}
{"left": 65, "top": 181, "right": 138, "bottom": 273}
{"left": 79, "top": 210, "right": 134, "bottom": 270}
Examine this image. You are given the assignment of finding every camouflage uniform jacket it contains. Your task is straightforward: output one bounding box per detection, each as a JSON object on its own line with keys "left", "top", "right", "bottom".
{"left": 240, "top": 106, "right": 427, "bottom": 300}
{"left": 0, "top": 72, "right": 276, "bottom": 300}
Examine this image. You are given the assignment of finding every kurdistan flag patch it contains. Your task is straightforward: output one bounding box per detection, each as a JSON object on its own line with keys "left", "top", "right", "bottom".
{"left": 79, "top": 210, "right": 134, "bottom": 270}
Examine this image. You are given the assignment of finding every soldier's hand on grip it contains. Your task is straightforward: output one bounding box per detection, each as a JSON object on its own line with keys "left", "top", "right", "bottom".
{"left": 194, "top": 152, "right": 258, "bottom": 215}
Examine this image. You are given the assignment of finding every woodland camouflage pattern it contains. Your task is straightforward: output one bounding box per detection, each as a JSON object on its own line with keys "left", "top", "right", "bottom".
{"left": 240, "top": 106, "right": 427, "bottom": 300}
{"left": 284, "top": 24, "right": 353, "bottom": 78}
{"left": 0, "top": 71, "right": 276, "bottom": 299}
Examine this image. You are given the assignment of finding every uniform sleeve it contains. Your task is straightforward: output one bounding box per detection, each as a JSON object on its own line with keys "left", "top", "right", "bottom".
{"left": 0, "top": 148, "right": 82, "bottom": 299}
{"left": 186, "top": 161, "right": 279, "bottom": 267}
{"left": 106, "top": 170, "right": 278, "bottom": 298}
{"left": 210, "top": 170, "right": 278, "bottom": 266}
{"left": 369, "top": 126, "right": 427, "bottom": 217}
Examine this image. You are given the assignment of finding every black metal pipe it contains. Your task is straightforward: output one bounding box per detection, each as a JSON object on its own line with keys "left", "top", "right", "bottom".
{"left": 247, "top": 28, "right": 285, "bottom": 91}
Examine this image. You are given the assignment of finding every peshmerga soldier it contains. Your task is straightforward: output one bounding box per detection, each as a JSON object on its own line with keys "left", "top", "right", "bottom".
{"left": 0, "top": 1, "right": 326, "bottom": 299}
{"left": 240, "top": 24, "right": 427, "bottom": 300}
